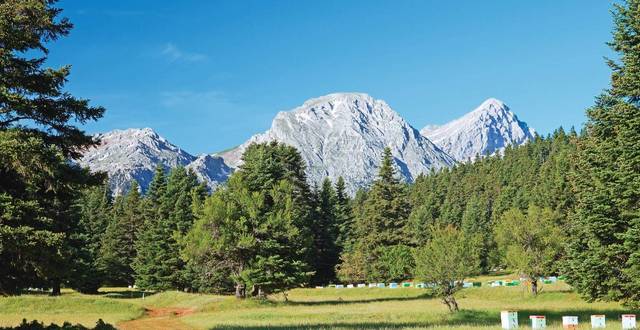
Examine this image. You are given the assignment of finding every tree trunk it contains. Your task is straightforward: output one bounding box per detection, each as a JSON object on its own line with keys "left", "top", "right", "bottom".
{"left": 531, "top": 279, "right": 538, "bottom": 296}
{"left": 235, "top": 283, "right": 245, "bottom": 299}
{"left": 50, "top": 281, "right": 61, "bottom": 296}
{"left": 449, "top": 296, "right": 459, "bottom": 312}
{"left": 442, "top": 295, "right": 459, "bottom": 312}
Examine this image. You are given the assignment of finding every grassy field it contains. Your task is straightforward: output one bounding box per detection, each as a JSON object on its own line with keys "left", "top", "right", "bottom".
{"left": 0, "top": 275, "right": 637, "bottom": 329}
{"left": 0, "top": 289, "right": 143, "bottom": 327}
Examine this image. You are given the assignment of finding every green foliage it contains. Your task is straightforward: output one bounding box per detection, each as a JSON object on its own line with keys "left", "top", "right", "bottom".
{"left": 0, "top": 130, "right": 100, "bottom": 295}
{"left": 414, "top": 225, "right": 481, "bottom": 312}
{"left": 0, "top": 0, "right": 105, "bottom": 295}
{"left": 132, "top": 167, "right": 200, "bottom": 291}
{"left": 334, "top": 176, "right": 354, "bottom": 252}
{"left": 565, "top": 0, "right": 640, "bottom": 307}
{"left": 0, "top": 319, "right": 115, "bottom": 330}
{"left": 68, "top": 183, "right": 113, "bottom": 293}
{"left": 97, "top": 182, "right": 142, "bottom": 286}
{"left": 408, "top": 131, "right": 576, "bottom": 273}
{"left": 309, "top": 178, "right": 340, "bottom": 285}
{"left": 182, "top": 142, "right": 313, "bottom": 297}
{"left": 0, "top": 0, "right": 105, "bottom": 159}
{"left": 372, "top": 244, "right": 415, "bottom": 283}
{"left": 495, "top": 205, "right": 564, "bottom": 294}
{"left": 345, "top": 147, "right": 412, "bottom": 282}
{"left": 335, "top": 249, "right": 368, "bottom": 283}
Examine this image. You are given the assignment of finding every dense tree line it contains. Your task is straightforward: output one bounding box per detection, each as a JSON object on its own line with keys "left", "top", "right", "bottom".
{"left": 334, "top": 131, "right": 576, "bottom": 291}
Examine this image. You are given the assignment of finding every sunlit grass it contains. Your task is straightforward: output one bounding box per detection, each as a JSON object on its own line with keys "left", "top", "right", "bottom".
{"left": 0, "top": 275, "right": 636, "bottom": 329}
{"left": 0, "top": 291, "right": 143, "bottom": 327}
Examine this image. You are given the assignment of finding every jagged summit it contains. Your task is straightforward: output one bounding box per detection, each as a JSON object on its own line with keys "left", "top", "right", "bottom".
{"left": 421, "top": 98, "right": 536, "bottom": 162}
{"left": 219, "top": 92, "right": 455, "bottom": 194}
{"left": 78, "top": 128, "right": 231, "bottom": 195}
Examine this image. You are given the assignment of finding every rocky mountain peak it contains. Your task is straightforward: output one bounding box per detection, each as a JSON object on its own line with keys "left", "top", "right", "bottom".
{"left": 421, "top": 98, "right": 536, "bottom": 162}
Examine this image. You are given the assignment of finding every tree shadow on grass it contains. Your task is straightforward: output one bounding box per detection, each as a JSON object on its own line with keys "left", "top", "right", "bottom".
{"left": 206, "top": 310, "right": 496, "bottom": 329}
{"left": 283, "top": 292, "right": 436, "bottom": 306}
{"left": 99, "top": 290, "right": 157, "bottom": 299}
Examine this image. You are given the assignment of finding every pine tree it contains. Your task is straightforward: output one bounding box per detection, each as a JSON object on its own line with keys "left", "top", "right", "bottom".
{"left": 146, "top": 165, "right": 168, "bottom": 211}
{"left": 182, "top": 142, "right": 313, "bottom": 298}
{"left": 99, "top": 182, "right": 143, "bottom": 286}
{"left": 358, "top": 147, "right": 411, "bottom": 248}
{"left": 566, "top": 0, "right": 640, "bottom": 307}
{"left": 134, "top": 167, "right": 199, "bottom": 290}
{"left": 334, "top": 177, "right": 354, "bottom": 252}
{"left": 347, "top": 147, "right": 412, "bottom": 281}
{"left": 461, "top": 194, "right": 492, "bottom": 272}
{"left": 0, "top": 0, "right": 105, "bottom": 295}
{"left": 133, "top": 167, "right": 170, "bottom": 290}
{"left": 70, "top": 182, "right": 112, "bottom": 292}
{"left": 309, "top": 178, "right": 340, "bottom": 285}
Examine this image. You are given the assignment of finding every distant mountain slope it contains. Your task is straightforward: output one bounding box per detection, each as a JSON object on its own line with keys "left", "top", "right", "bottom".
{"left": 421, "top": 98, "right": 536, "bottom": 162}
{"left": 78, "top": 128, "right": 230, "bottom": 195}
{"left": 186, "top": 154, "right": 233, "bottom": 192}
{"left": 219, "top": 93, "right": 455, "bottom": 194}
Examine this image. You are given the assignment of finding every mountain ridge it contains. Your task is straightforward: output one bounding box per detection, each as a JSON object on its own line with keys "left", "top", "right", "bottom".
{"left": 78, "top": 128, "right": 231, "bottom": 195}
{"left": 79, "top": 94, "right": 536, "bottom": 195}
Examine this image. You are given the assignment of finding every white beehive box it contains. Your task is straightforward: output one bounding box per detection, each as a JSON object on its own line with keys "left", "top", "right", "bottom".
{"left": 529, "top": 315, "right": 546, "bottom": 329}
{"left": 357, "top": 283, "right": 366, "bottom": 288}
{"left": 562, "top": 316, "right": 578, "bottom": 329}
{"left": 501, "top": 311, "right": 518, "bottom": 329}
{"left": 622, "top": 314, "right": 637, "bottom": 330}
{"left": 590, "top": 315, "right": 605, "bottom": 328}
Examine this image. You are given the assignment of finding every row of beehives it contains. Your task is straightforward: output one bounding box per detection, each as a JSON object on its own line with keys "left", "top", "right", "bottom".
{"left": 501, "top": 311, "right": 637, "bottom": 329}
{"left": 315, "top": 276, "right": 564, "bottom": 289}
{"left": 315, "top": 282, "right": 423, "bottom": 289}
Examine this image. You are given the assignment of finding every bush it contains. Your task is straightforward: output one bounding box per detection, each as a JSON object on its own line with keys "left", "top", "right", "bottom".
{"left": 0, "top": 319, "right": 115, "bottom": 330}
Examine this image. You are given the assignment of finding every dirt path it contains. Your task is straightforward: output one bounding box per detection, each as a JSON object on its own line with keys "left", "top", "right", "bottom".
{"left": 117, "top": 307, "right": 196, "bottom": 330}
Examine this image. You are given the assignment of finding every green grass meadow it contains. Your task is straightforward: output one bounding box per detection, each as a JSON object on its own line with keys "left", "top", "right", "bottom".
{"left": 0, "top": 276, "right": 636, "bottom": 329}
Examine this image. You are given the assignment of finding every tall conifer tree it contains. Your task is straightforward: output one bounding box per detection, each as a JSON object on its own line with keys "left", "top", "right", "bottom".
{"left": 0, "top": 0, "right": 105, "bottom": 295}
{"left": 346, "top": 147, "right": 411, "bottom": 281}
{"left": 309, "top": 178, "right": 340, "bottom": 285}
{"left": 99, "top": 182, "right": 143, "bottom": 285}
{"left": 566, "top": 0, "right": 640, "bottom": 306}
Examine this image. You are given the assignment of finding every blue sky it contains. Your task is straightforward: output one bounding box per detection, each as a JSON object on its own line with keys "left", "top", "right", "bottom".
{"left": 51, "top": 1, "right": 614, "bottom": 155}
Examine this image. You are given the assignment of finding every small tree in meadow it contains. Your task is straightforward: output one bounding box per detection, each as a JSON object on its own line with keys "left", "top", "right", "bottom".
{"left": 494, "top": 205, "right": 564, "bottom": 295}
{"left": 335, "top": 248, "right": 367, "bottom": 284}
{"left": 414, "top": 225, "right": 481, "bottom": 312}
